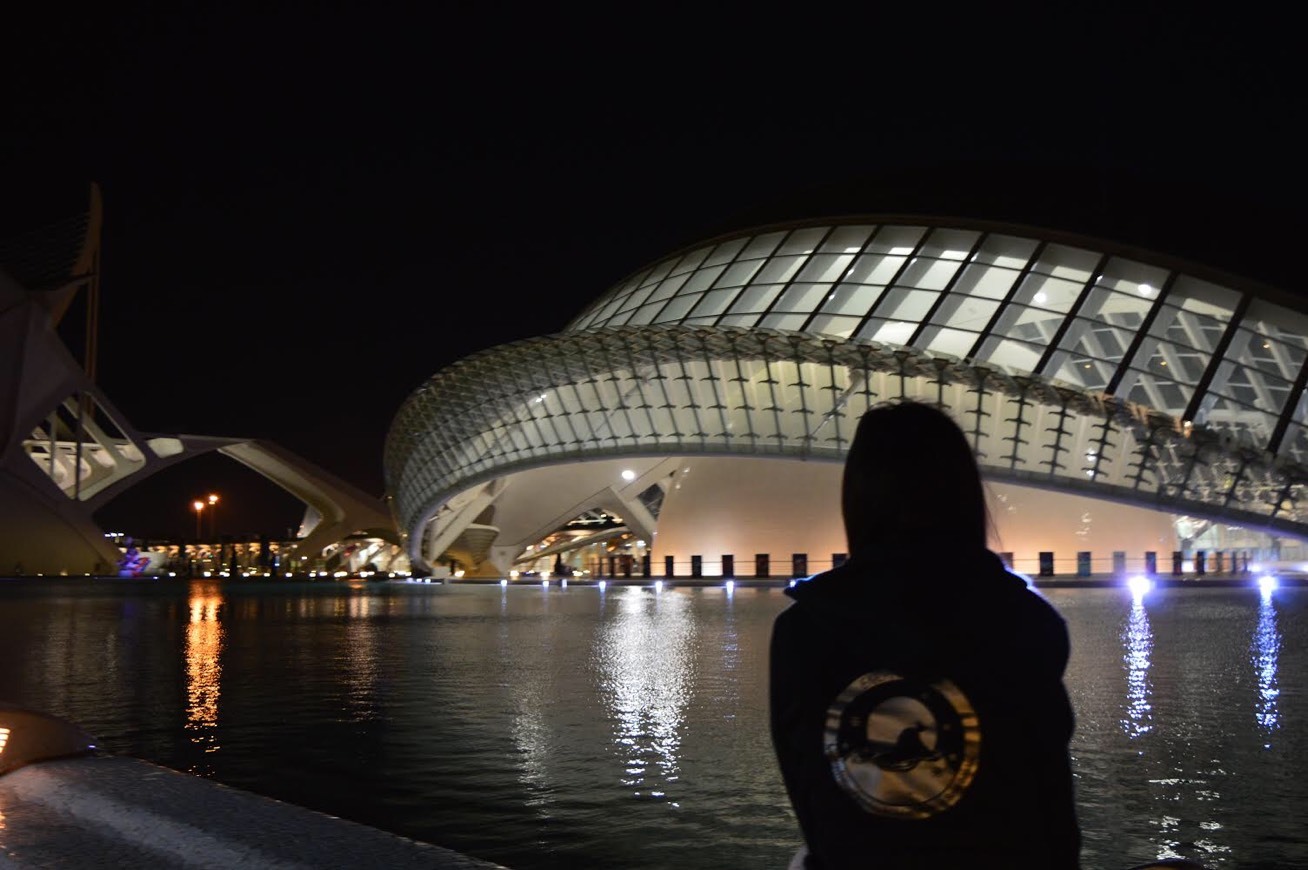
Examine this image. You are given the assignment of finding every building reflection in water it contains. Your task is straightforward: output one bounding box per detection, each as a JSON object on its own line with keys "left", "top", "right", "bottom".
{"left": 1252, "top": 587, "right": 1281, "bottom": 743}
{"left": 185, "top": 581, "right": 224, "bottom": 770}
{"left": 596, "top": 586, "right": 694, "bottom": 805}
{"left": 343, "top": 591, "right": 381, "bottom": 722}
{"left": 1121, "top": 590, "right": 1154, "bottom": 740}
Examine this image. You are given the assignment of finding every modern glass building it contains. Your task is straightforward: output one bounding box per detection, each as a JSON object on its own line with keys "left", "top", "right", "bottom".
{"left": 385, "top": 217, "right": 1308, "bottom": 577}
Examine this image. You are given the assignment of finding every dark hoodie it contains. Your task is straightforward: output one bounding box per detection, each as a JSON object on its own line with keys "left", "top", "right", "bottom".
{"left": 769, "top": 548, "right": 1082, "bottom": 868}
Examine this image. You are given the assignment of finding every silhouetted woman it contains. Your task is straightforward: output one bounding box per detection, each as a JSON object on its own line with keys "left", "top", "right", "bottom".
{"left": 769, "top": 401, "right": 1081, "bottom": 868}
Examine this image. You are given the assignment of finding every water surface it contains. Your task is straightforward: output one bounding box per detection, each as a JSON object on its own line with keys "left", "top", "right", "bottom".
{"left": 1, "top": 577, "right": 1303, "bottom": 868}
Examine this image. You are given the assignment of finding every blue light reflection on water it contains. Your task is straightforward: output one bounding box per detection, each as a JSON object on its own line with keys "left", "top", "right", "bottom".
{"left": 1, "top": 578, "right": 1306, "bottom": 869}
{"left": 1121, "top": 593, "right": 1154, "bottom": 740}
{"left": 1253, "top": 589, "right": 1281, "bottom": 740}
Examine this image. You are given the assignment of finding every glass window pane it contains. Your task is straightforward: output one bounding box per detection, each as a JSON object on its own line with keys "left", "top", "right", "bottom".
{"left": 1170, "top": 274, "right": 1241, "bottom": 318}
{"left": 618, "top": 282, "right": 659, "bottom": 314}
{"left": 728, "top": 284, "right": 783, "bottom": 314}
{"left": 796, "top": 253, "right": 855, "bottom": 283}
{"left": 918, "top": 228, "right": 980, "bottom": 260}
{"left": 845, "top": 253, "right": 907, "bottom": 286}
{"left": 818, "top": 225, "right": 876, "bottom": 253}
{"left": 1121, "top": 369, "right": 1190, "bottom": 414}
{"left": 1205, "top": 361, "right": 1292, "bottom": 415}
{"left": 1031, "top": 244, "right": 1100, "bottom": 282}
{"left": 1229, "top": 326, "right": 1304, "bottom": 381}
{"left": 755, "top": 256, "right": 807, "bottom": 284}
{"left": 806, "top": 314, "right": 862, "bottom": 339}
{"left": 644, "top": 271, "right": 692, "bottom": 305}
{"left": 1049, "top": 356, "right": 1112, "bottom": 391}
{"left": 704, "top": 237, "right": 748, "bottom": 267}
{"left": 925, "top": 327, "right": 981, "bottom": 358}
{"left": 986, "top": 338, "right": 1043, "bottom": 372}
{"left": 669, "top": 246, "right": 713, "bottom": 276}
{"left": 739, "top": 232, "right": 787, "bottom": 261}
{"left": 773, "top": 282, "right": 830, "bottom": 313}
{"left": 715, "top": 259, "right": 764, "bottom": 288}
{"left": 1097, "top": 256, "right": 1170, "bottom": 297}
{"left": 1197, "top": 395, "right": 1278, "bottom": 447}
{"left": 972, "top": 234, "right": 1038, "bottom": 269}
{"left": 718, "top": 313, "right": 760, "bottom": 328}
{"left": 1083, "top": 283, "right": 1156, "bottom": 322}
{"left": 896, "top": 257, "right": 962, "bottom": 291}
{"left": 689, "top": 287, "right": 740, "bottom": 319}
{"left": 932, "top": 295, "right": 1000, "bottom": 332}
{"left": 950, "top": 263, "right": 1022, "bottom": 300}
{"left": 822, "top": 283, "right": 885, "bottom": 316}
{"left": 863, "top": 320, "right": 917, "bottom": 346}
{"left": 880, "top": 288, "right": 939, "bottom": 321}
{"left": 777, "top": 227, "right": 830, "bottom": 255}
{"left": 866, "top": 225, "right": 926, "bottom": 254}
{"left": 626, "top": 303, "right": 661, "bottom": 326}
{"left": 1019, "top": 274, "right": 1086, "bottom": 313}
{"left": 640, "top": 258, "right": 676, "bottom": 288}
{"left": 679, "top": 264, "right": 726, "bottom": 295}
{"left": 760, "top": 312, "right": 809, "bottom": 330}
{"left": 652, "top": 293, "right": 700, "bottom": 324}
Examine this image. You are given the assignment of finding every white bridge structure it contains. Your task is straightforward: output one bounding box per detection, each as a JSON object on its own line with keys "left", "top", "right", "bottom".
{"left": 0, "top": 190, "right": 394, "bottom": 575}
{"left": 387, "top": 217, "right": 1308, "bottom": 576}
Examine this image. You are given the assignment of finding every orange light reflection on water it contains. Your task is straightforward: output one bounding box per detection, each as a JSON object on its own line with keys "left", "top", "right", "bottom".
{"left": 185, "top": 583, "right": 225, "bottom": 765}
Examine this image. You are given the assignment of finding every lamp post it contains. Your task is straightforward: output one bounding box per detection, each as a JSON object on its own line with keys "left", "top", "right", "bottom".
{"left": 192, "top": 500, "right": 205, "bottom": 539}
{"left": 207, "top": 493, "right": 219, "bottom": 540}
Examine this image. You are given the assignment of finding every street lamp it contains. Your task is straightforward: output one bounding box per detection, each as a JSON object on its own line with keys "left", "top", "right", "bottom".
{"left": 207, "top": 493, "right": 219, "bottom": 540}
{"left": 192, "top": 500, "right": 205, "bottom": 539}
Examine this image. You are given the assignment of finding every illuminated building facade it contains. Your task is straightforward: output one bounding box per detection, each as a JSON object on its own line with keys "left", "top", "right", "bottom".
{"left": 386, "top": 217, "right": 1308, "bottom": 577}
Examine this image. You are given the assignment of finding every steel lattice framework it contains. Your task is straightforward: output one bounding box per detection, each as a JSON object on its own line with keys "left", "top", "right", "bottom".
{"left": 385, "top": 218, "right": 1308, "bottom": 567}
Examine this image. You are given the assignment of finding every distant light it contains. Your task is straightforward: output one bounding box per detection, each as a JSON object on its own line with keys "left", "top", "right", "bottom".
{"left": 541, "top": 578, "right": 549, "bottom": 588}
{"left": 561, "top": 578, "right": 568, "bottom": 588}
{"left": 598, "top": 579, "right": 607, "bottom": 591}
{"left": 635, "top": 540, "right": 646, "bottom": 547}
{"left": 1127, "top": 575, "right": 1153, "bottom": 598}
{"left": 654, "top": 580, "right": 663, "bottom": 593}
{"left": 725, "top": 579, "right": 735, "bottom": 594}
{"left": 1033, "top": 291, "right": 1047, "bottom": 304}
{"left": 1258, "top": 575, "right": 1278, "bottom": 595}
{"left": 1139, "top": 283, "right": 1153, "bottom": 296}
{"left": 500, "top": 578, "right": 508, "bottom": 587}
{"left": 788, "top": 579, "right": 797, "bottom": 588}
{"left": 621, "top": 469, "right": 637, "bottom": 482}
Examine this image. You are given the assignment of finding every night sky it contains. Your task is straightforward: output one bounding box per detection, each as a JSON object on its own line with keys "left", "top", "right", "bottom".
{"left": 3, "top": 7, "right": 1303, "bottom": 541}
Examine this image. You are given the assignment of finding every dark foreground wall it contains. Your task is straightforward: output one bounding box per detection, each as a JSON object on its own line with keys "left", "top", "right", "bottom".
{"left": 0, "top": 755, "right": 508, "bottom": 869}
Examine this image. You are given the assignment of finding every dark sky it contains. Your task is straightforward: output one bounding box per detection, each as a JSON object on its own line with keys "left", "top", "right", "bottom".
{"left": 3, "top": 7, "right": 1303, "bottom": 540}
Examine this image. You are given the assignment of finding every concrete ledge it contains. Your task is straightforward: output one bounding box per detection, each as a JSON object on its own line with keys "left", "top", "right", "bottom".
{"left": 0, "top": 756, "right": 508, "bottom": 869}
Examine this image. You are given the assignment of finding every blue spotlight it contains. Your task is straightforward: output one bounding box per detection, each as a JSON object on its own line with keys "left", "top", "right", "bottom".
{"left": 1127, "top": 575, "right": 1153, "bottom": 598}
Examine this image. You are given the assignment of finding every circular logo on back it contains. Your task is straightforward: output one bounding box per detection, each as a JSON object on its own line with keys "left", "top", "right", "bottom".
{"left": 824, "top": 670, "right": 980, "bottom": 819}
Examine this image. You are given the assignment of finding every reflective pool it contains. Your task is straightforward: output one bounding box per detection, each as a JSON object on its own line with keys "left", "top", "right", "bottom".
{"left": 0, "top": 578, "right": 1303, "bottom": 868}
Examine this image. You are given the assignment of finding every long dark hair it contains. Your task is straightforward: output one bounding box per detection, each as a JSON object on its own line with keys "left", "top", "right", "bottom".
{"left": 841, "top": 401, "right": 991, "bottom": 558}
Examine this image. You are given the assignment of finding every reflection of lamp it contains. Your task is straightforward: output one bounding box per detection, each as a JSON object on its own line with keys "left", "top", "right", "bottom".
{"left": 207, "top": 493, "right": 219, "bottom": 540}
{"left": 192, "top": 500, "right": 205, "bottom": 538}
